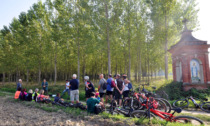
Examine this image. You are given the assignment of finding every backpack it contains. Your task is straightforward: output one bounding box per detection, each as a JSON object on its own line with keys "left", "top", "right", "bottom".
{"left": 128, "top": 83, "right": 132, "bottom": 90}
{"left": 111, "top": 80, "right": 116, "bottom": 88}
{"left": 87, "top": 81, "right": 95, "bottom": 92}
{"left": 19, "top": 92, "right": 26, "bottom": 100}
{"left": 94, "top": 104, "right": 102, "bottom": 114}
{"left": 102, "top": 79, "right": 107, "bottom": 90}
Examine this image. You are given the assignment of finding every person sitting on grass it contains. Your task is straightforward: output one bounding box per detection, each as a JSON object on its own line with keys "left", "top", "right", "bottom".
{"left": 26, "top": 89, "right": 33, "bottom": 101}
{"left": 14, "top": 87, "right": 21, "bottom": 99}
{"left": 54, "top": 93, "right": 64, "bottom": 103}
{"left": 32, "top": 88, "right": 39, "bottom": 102}
{"left": 19, "top": 88, "right": 27, "bottom": 100}
{"left": 37, "top": 89, "right": 50, "bottom": 102}
{"left": 86, "top": 92, "right": 104, "bottom": 114}
{"left": 95, "top": 91, "right": 100, "bottom": 101}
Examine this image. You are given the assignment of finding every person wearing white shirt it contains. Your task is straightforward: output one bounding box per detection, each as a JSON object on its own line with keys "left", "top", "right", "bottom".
{"left": 61, "top": 80, "right": 70, "bottom": 98}
{"left": 123, "top": 79, "right": 130, "bottom": 99}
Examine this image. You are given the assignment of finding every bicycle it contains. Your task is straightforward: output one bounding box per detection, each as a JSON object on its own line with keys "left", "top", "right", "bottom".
{"left": 131, "top": 92, "right": 204, "bottom": 125}
{"left": 123, "top": 89, "right": 167, "bottom": 113}
{"left": 140, "top": 83, "right": 172, "bottom": 113}
{"left": 123, "top": 84, "right": 168, "bottom": 113}
{"left": 200, "top": 102, "right": 210, "bottom": 113}
{"left": 108, "top": 91, "right": 134, "bottom": 116}
{"left": 173, "top": 96, "right": 208, "bottom": 110}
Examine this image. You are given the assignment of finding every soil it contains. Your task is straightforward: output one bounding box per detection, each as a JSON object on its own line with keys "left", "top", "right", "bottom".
{"left": 0, "top": 96, "right": 97, "bottom": 126}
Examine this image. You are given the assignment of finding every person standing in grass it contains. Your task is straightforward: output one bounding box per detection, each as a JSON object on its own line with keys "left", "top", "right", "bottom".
{"left": 17, "top": 79, "right": 22, "bottom": 91}
{"left": 61, "top": 80, "right": 70, "bottom": 98}
{"left": 98, "top": 74, "right": 106, "bottom": 104}
{"left": 84, "top": 76, "right": 95, "bottom": 101}
{"left": 41, "top": 79, "right": 48, "bottom": 95}
{"left": 70, "top": 74, "right": 79, "bottom": 105}
{"left": 105, "top": 74, "right": 114, "bottom": 104}
{"left": 115, "top": 74, "right": 125, "bottom": 110}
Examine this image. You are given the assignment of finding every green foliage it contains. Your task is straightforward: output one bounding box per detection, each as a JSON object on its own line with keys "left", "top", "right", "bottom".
{"left": 0, "top": 0, "right": 200, "bottom": 83}
{"left": 157, "top": 81, "right": 210, "bottom": 100}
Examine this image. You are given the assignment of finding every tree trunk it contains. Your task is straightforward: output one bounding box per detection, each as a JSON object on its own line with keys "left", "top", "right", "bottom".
{"left": 164, "top": 13, "right": 168, "bottom": 80}
{"left": 16, "top": 69, "right": 18, "bottom": 83}
{"left": 8, "top": 73, "right": 11, "bottom": 83}
{"left": 124, "top": 47, "right": 127, "bottom": 74}
{"left": 104, "top": 0, "right": 111, "bottom": 75}
{"left": 38, "top": 60, "right": 41, "bottom": 85}
{"left": 138, "top": 48, "right": 142, "bottom": 83}
{"left": 135, "top": 65, "right": 137, "bottom": 82}
{"left": 115, "top": 58, "right": 117, "bottom": 75}
{"left": 54, "top": 41, "right": 57, "bottom": 85}
{"left": 27, "top": 69, "right": 29, "bottom": 85}
{"left": 127, "top": 6, "right": 131, "bottom": 80}
{"left": 2, "top": 72, "right": 5, "bottom": 85}
{"left": 77, "top": 28, "right": 80, "bottom": 81}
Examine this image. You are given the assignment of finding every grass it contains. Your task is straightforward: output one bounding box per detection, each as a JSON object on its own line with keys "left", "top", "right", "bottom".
{"left": 1, "top": 77, "right": 209, "bottom": 126}
{"left": 1, "top": 90, "right": 209, "bottom": 126}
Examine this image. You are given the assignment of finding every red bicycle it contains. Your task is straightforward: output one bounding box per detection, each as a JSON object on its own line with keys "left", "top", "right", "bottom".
{"left": 123, "top": 89, "right": 167, "bottom": 112}
{"left": 131, "top": 92, "right": 204, "bottom": 125}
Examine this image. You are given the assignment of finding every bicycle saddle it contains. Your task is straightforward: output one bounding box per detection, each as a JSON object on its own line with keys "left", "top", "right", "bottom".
{"left": 171, "top": 108, "right": 182, "bottom": 113}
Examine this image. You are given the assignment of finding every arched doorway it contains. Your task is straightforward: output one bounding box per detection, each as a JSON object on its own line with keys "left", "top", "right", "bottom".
{"left": 176, "top": 61, "right": 182, "bottom": 82}
{"left": 190, "top": 59, "right": 204, "bottom": 83}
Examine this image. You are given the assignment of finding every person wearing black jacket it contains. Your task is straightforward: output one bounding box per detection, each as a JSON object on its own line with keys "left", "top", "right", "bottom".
{"left": 70, "top": 74, "right": 80, "bottom": 105}
{"left": 84, "top": 76, "right": 95, "bottom": 101}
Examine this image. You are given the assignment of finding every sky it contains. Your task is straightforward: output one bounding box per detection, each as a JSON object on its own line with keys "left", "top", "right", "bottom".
{"left": 0, "top": 0, "right": 209, "bottom": 61}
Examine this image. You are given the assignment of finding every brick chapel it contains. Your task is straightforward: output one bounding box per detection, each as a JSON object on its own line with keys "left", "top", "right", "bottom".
{"left": 168, "top": 19, "right": 210, "bottom": 91}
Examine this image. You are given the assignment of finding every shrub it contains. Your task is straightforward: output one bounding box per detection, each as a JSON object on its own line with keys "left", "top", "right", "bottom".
{"left": 157, "top": 81, "right": 210, "bottom": 100}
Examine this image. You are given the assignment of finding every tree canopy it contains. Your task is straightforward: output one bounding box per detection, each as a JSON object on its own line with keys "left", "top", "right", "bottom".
{"left": 0, "top": 0, "right": 199, "bottom": 84}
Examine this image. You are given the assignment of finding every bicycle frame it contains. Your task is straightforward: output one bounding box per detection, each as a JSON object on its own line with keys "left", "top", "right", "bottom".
{"left": 188, "top": 96, "right": 199, "bottom": 107}
{"left": 150, "top": 109, "right": 175, "bottom": 121}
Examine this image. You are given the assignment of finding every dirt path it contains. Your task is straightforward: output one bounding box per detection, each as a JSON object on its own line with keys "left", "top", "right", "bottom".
{"left": 182, "top": 110, "right": 210, "bottom": 116}
{"left": 0, "top": 96, "right": 96, "bottom": 126}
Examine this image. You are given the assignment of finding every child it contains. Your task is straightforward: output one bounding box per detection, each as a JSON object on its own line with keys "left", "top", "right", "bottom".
{"left": 26, "top": 89, "right": 33, "bottom": 101}
{"left": 19, "top": 88, "right": 27, "bottom": 100}
{"left": 95, "top": 92, "right": 100, "bottom": 101}
{"left": 32, "top": 88, "right": 39, "bottom": 102}
{"left": 14, "top": 87, "right": 21, "bottom": 99}
{"left": 37, "top": 89, "right": 50, "bottom": 102}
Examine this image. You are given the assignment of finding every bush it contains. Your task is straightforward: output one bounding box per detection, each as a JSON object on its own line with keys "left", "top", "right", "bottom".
{"left": 157, "top": 81, "right": 210, "bottom": 100}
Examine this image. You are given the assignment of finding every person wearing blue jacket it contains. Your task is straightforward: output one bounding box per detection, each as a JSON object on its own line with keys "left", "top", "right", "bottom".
{"left": 41, "top": 79, "right": 48, "bottom": 95}
{"left": 16, "top": 79, "right": 22, "bottom": 91}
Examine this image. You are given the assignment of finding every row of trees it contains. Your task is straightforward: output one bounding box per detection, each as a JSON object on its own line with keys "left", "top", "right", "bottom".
{"left": 0, "top": 0, "right": 199, "bottom": 85}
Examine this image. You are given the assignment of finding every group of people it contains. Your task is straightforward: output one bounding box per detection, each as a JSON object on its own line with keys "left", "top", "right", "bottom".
{"left": 82, "top": 73, "right": 132, "bottom": 112}
{"left": 14, "top": 73, "right": 132, "bottom": 114}
{"left": 97, "top": 74, "right": 132, "bottom": 110}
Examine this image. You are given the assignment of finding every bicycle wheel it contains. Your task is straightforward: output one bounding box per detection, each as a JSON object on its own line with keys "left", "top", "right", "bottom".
{"left": 123, "top": 98, "right": 140, "bottom": 110}
{"left": 200, "top": 102, "right": 210, "bottom": 113}
{"left": 173, "top": 99, "right": 189, "bottom": 108}
{"left": 109, "top": 100, "right": 117, "bottom": 115}
{"left": 123, "top": 99, "right": 131, "bottom": 110}
{"left": 158, "top": 98, "right": 172, "bottom": 113}
{"left": 174, "top": 116, "right": 204, "bottom": 125}
{"left": 154, "top": 98, "right": 167, "bottom": 112}
{"left": 131, "top": 110, "right": 156, "bottom": 119}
